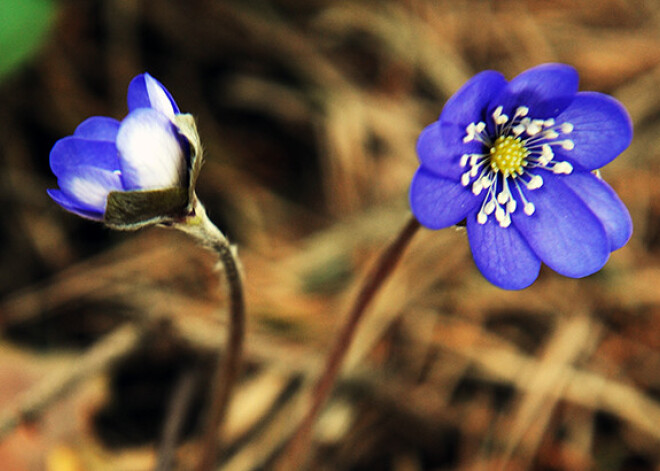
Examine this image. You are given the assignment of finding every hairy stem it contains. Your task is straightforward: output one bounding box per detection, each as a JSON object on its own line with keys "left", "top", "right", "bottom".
{"left": 174, "top": 200, "right": 246, "bottom": 471}
{"left": 278, "top": 215, "right": 421, "bottom": 470}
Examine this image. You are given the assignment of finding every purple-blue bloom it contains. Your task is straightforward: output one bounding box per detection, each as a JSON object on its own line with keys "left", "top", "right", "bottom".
{"left": 48, "top": 73, "right": 189, "bottom": 221}
{"left": 409, "top": 64, "right": 633, "bottom": 290}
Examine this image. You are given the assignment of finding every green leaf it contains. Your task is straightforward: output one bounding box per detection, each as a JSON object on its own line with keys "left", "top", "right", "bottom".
{"left": 0, "top": 0, "right": 55, "bottom": 81}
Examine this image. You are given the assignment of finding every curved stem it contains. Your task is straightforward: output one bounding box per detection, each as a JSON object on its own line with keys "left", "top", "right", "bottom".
{"left": 278, "top": 215, "right": 421, "bottom": 470}
{"left": 173, "top": 200, "right": 246, "bottom": 471}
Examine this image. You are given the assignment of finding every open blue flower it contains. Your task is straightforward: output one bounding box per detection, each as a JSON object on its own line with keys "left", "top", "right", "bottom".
{"left": 409, "top": 64, "right": 633, "bottom": 290}
{"left": 48, "top": 73, "right": 192, "bottom": 225}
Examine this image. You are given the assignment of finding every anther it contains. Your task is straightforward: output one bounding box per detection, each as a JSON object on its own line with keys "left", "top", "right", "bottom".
{"left": 507, "top": 199, "right": 517, "bottom": 213}
{"left": 477, "top": 211, "right": 487, "bottom": 224}
{"left": 460, "top": 154, "right": 469, "bottom": 167}
{"left": 524, "top": 202, "right": 535, "bottom": 216}
{"left": 495, "top": 206, "right": 505, "bottom": 223}
{"left": 512, "top": 124, "right": 526, "bottom": 136}
{"left": 527, "top": 175, "right": 543, "bottom": 190}
{"left": 526, "top": 121, "right": 542, "bottom": 136}
{"left": 552, "top": 161, "right": 573, "bottom": 174}
{"left": 515, "top": 106, "right": 529, "bottom": 117}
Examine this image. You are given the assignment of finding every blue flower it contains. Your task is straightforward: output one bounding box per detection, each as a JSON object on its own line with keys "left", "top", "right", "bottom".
{"left": 409, "top": 64, "right": 633, "bottom": 290}
{"left": 48, "top": 73, "right": 194, "bottom": 225}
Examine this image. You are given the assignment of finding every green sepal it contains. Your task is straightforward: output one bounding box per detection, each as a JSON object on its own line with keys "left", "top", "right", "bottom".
{"left": 104, "top": 187, "right": 188, "bottom": 230}
{"left": 174, "top": 113, "right": 204, "bottom": 210}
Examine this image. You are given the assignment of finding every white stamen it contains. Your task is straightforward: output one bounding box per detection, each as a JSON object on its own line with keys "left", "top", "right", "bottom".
{"left": 460, "top": 154, "right": 469, "bottom": 167}
{"left": 463, "top": 123, "right": 476, "bottom": 143}
{"left": 507, "top": 199, "right": 517, "bottom": 213}
{"left": 540, "top": 144, "right": 554, "bottom": 165}
{"left": 527, "top": 174, "right": 543, "bottom": 190}
{"left": 524, "top": 202, "right": 535, "bottom": 216}
{"left": 515, "top": 106, "right": 529, "bottom": 117}
{"left": 466, "top": 103, "right": 574, "bottom": 227}
{"left": 512, "top": 124, "right": 526, "bottom": 136}
{"left": 495, "top": 206, "right": 505, "bottom": 223}
{"left": 552, "top": 161, "right": 573, "bottom": 174}
{"left": 526, "top": 121, "right": 542, "bottom": 136}
{"left": 477, "top": 211, "right": 487, "bottom": 224}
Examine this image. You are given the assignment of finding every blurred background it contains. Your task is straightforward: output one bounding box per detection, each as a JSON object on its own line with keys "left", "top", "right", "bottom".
{"left": 0, "top": 0, "right": 659, "bottom": 470}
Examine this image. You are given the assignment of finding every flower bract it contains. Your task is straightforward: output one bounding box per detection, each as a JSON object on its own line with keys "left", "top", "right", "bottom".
{"left": 48, "top": 73, "right": 202, "bottom": 229}
{"left": 409, "top": 63, "right": 633, "bottom": 289}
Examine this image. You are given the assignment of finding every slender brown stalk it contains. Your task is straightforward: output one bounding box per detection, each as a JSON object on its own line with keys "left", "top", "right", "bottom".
{"left": 278, "top": 215, "right": 421, "bottom": 470}
{"left": 155, "top": 366, "right": 200, "bottom": 471}
{"left": 174, "top": 200, "right": 246, "bottom": 471}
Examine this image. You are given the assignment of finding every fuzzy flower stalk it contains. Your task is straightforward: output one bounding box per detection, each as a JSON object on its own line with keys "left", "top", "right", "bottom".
{"left": 280, "top": 63, "right": 633, "bottom": 469}
{"left": 48, "top": 73, "right": 244, "bottom": 471}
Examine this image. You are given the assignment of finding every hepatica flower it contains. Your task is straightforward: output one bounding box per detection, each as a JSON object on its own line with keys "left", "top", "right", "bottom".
{"left": 410, "top": 64, "right": 632, "bottom": 289}
{"left": 48, "top": 73, "right": 203, "bottom": 229}
{"left": 46, "top": 74, "right": 246, "bottom": 468}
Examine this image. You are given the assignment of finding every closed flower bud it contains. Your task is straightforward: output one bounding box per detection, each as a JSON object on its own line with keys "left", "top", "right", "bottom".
{"left": 48, "top": 73, "right": 203, "bottom": 230}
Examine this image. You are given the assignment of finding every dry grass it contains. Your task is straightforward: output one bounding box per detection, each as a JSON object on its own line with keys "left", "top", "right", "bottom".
{"left": 1, "top": 0, "right": 660, "bottom": 469}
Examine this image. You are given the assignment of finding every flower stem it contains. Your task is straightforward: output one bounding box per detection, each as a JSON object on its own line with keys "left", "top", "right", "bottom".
{"left": 174, "top": 200, "right": 246, "bottom": 471}
{"left": 278, "top": 215, "right": 421, "bottom": 470}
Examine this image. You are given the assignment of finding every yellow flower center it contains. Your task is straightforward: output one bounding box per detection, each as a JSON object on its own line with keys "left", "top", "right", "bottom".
{"left": 489, "top": 135, "right": 529, "bottom": 177}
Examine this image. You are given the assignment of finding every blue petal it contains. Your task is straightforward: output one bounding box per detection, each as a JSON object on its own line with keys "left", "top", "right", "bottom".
{"left": 74, "top": 117, "right": 121, "bottom": 141}
{"left": 554, "top": 92, "right": 632, "bottom": 170}
{"left": 51, "top": 165, "right": 123, "bottom": 216}
{"left": 57, "top": 166, "right": 122, "bottom": 209}
{"left": 467, "top": 213, "right": 541, "bottom": 290}
{"left": 50, "top": 137, "right": 120, "bottom": 178}
{"left": 565, "top": 171, "right": 632, "bottom": 251}
{"left": 47, "top": 189, "right": 104, "bottom": 221}
{"left": 490, "top": 63, "right": 578, "bottom": 119}
{"left": 511, "top": 171, "right": 609, "bottom": 278}
{"left": 409, "top": 167, "right": 480, "bottom": 229}
{"left": 117, "top": 108, "right": 187, "bottom": 191}
{"left": 416, "top": 121, "right": 482, "bottom": 181}
{"left": 127, "top": 73, "right": 180, "bottom": 118}
{"left": 438, "top": 70, "right": 508, "bottom": 143}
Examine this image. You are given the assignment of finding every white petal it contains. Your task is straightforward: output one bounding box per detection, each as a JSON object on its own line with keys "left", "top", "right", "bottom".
{"left": 117, "top": 108, "right": 186, "bottom": 190}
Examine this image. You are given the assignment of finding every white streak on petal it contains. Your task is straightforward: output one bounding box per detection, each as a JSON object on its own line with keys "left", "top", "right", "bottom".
{"left": 70, "top": 179, "right": 110, "bottom": 209}
{"left": 63, "top": 167, "right": 122, "bottom": 211}
{"left": 145, "top": 74, "right": 176, "bottom": 120}
{"left": 117, "top": 108, "right": 186, "bottom": 190}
